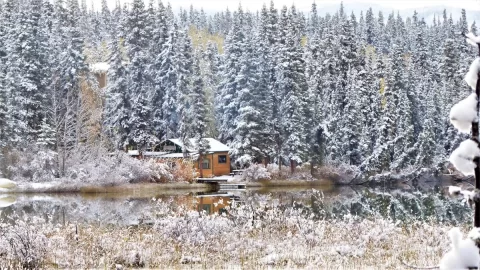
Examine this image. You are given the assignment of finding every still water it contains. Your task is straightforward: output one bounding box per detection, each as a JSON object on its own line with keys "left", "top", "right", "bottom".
{"left": 0, "top": 183, "right": 473, "bottom": 226}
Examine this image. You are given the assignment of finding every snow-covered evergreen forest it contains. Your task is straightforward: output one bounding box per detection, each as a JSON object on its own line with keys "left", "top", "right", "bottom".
{"left": 0, "top": 0, "right": 476, "bottom": 179}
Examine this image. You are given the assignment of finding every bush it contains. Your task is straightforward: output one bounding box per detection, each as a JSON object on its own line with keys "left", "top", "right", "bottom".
{"left": 170, "top": 159, "right": 198, "bottom": 183}
{"left": 3, "top": 146, "right": 57, "bottom": 182}
{"left": 0, "top": 217, "right": 48, "bottom": 269}
{"left": 4, "top": 145, "right": 178, "bottom": 185}
{"left": 241, "top": 164, "right": 271, "bottom": 182}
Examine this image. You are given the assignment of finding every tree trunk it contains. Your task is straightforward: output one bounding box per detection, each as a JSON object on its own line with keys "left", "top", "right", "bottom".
{"left": 290, "top": 159, "right": 296, "bottom": 174}
{"left": 199, "top": 153, "right": 203, "bottom": 178}
{"left": 474, "top": 43, "right": 480, "bottom": 227}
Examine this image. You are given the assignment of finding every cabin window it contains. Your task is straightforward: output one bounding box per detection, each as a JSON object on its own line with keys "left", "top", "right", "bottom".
{"left": 202, "top": 158, "right": 210, "bottom": 169}
{"left": 201, "top": 204, "right": 211, "bottom": 214}
{"left": 218, "top": 155, "right": 227, "bottom": 164}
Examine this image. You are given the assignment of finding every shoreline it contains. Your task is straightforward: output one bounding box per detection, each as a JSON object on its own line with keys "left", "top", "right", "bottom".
{"left": 1, "top": 179, "right": 334, "bottom": 195}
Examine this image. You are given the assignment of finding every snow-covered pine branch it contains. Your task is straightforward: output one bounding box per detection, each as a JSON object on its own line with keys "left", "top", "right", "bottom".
{"left": 449, "top": 139, "right": 480, "bottom": 176}
{"left": 466, "top": 32, "right": 480, "bottom": 47}
{"left": 465, "top": 58, "right": 480, "bottom": 91}
{"left": 439, "top": 227, "right": 480, "bottom": 270}
{"left": 448, "top": 185, "right": 480, "bottom": 208}
{"left": 449, "top": 93, "right": 478, "bottom": 133}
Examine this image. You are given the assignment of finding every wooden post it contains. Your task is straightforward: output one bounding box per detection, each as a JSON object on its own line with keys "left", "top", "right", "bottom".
{"left": 474, "top": 43, "right": 480, "bottom": 227}
{"left": 199, "top": 153, "right": 204, "bottom": 178}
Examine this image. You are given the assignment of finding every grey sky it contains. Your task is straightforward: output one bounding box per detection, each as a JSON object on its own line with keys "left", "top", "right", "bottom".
{"left": 98, "top": 0, "right": 480, "bottom": 12}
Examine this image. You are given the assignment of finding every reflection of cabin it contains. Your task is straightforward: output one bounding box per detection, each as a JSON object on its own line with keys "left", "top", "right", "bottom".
{"left": 153, "top": 138, "right": 231, "bottom": 177}
{"left": 194, "top": 192, "right": 239, "bottom": 215}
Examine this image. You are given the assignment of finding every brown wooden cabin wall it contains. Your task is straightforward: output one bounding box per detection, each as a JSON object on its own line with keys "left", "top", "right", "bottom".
{"left": 194, "top": 151, "right": 231, "bottom": 177}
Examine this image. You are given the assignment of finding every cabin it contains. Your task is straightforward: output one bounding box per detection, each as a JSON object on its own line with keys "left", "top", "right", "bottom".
{"left": 152, "top": 138, "right": 231, "bottom": 177}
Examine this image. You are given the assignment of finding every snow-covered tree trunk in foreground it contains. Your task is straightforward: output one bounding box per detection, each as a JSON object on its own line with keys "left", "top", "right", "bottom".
{"left": 439, "top": 32, "right": 480, "bottom": 269}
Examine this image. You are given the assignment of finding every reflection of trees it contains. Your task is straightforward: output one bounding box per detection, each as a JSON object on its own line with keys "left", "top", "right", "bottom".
{"left": 302, "top": 189, "right": 471, "bottom": 225}
{"left": 0, "top": 189, "right": 472, "bottom": 226}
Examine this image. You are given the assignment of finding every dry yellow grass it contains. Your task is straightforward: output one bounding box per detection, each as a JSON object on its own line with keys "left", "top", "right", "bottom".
{"left": 0, "top": 207, "right": 456, "bottom": 269}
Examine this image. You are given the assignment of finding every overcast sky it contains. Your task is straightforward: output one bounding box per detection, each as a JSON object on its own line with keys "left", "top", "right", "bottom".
{"left": 97, "top": 0, "right": 480, "bottom": 12}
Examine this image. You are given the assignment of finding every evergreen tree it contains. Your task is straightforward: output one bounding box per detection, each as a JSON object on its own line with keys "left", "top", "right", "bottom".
{"left": 276, "top": 5, "right": 307, "bottom": 170}
{"left": 125, "top": 0, "right": 154, "bottom": 149}
{"left": 105, "top": 19, "right": 130, "bottom": 150}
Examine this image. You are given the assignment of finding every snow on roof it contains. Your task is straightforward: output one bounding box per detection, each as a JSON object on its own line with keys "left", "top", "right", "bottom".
{"left": 90, "top": 62, "right": 110, "bottom": 73}
{"left": 156, "top": 153, "right": 188, "bottom": 158}
{"left": 166, "top": 138, "right": 230, "bottom": 153}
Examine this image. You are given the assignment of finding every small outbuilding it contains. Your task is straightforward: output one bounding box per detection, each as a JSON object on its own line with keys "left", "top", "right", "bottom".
{"left": 155, "top": 138, "right": 231, "bottom": 177}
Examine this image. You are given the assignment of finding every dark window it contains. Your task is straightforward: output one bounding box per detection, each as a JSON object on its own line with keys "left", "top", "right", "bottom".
{"left": 202, "top": 159, "right": 210, "bottom": 169}
{"left": 201, "top": 204, "right": 211, "bottom": 214}
{"left": 218, "top": 155, "right": 227, "bottom": 164}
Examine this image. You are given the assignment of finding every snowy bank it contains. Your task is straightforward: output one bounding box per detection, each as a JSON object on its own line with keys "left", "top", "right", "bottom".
{"left": 0, "top": 182, "right": 211, "bottom": 194}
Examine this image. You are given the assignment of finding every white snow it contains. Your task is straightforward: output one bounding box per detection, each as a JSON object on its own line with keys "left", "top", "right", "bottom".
{"left": 127, "top": 150, "right": 140, "bottom": 156}
{"left": 465, "top": 58, "right": 480, "bottom": 90}
{"left": 90, "top": 62, "right": 110, "bottom": 73}
{"left": 449, "top": 139, "right": 480, "bottom": 175}
{"left": 468, "top": 227, "right": 480, "bottom": 241}
{"left": 466, "top": 32, "right": 480, "bottom": 47}
{"left": 448, "top": 186, "right": 462, "bottom": 195}
{"left": 0, "top": 178, "right": 16, "bottom": 189}
{"left": 439, "top": 227, "right": 480, "bottom": 270}
{"left": 167, "top": 138, "right": 230, "bottom": 152}
{"left": 29, "top": 182, "right": 56, "bottom": 189}
{"left": 449, "top": 93, "right": 478, "bottom": 133}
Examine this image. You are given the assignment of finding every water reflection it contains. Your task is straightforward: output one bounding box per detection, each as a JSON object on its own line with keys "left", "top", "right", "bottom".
{"left": 0, "top": 184, "right": 473, "bottom": 226}
{"left": 0, "top": 195, "right": 15, "bottom": 208}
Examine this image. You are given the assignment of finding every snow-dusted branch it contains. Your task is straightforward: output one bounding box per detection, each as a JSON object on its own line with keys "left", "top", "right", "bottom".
{"left": 450, "top": 94, "right": 478, "bottom": 133}
{"left": 466, "top": 59, "right": 480, "bottom": 91}
{"left": 449, "top": 140, "right": 480, "bottom": 176}
{"left": 465, "top": 32, "right": 480, "bottom": 48}
{"left": 449, "top": 185, "right": 480, "bottom": 208}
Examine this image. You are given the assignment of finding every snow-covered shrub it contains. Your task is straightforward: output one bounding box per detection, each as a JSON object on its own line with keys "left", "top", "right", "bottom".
{"left": 266, "top": 164, "right": 290, "bottom": 179}
{"left": 143, "top": 160, "right": 173, "bottom": 183}
{"left": 4, "top": 146, "right": 57, "bottom": 182}
{"left": 65, "top": 146, "right": 152, "bottom": 184}
{"left": 241, "top": 164, "right": 271, "bottom": 182}
{"left": 315, "top": 165, "right": 342, "bottom": 182}
{"left": 5, "top": 144, "right": 179, "bottom": 184}
{"left": 170, "top": 159, "right": 198, "bottom": 183}
{"left": 0, "top": 217, "right": 48, "bottom": 269}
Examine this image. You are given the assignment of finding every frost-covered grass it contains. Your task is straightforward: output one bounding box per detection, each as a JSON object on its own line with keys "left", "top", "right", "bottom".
{"left": 0, "top": 196, "right": 459, "bottom": 269}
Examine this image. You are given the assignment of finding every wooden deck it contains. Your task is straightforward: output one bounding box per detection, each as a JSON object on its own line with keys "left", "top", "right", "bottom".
{"left": 218, "top": 183, "right": 246, "bottom": 190}
{"left": 196, "top": 178, "right": 246, "bottom": 191}
{"left": 196, "top": 178, "right": 228, "bottom": 184}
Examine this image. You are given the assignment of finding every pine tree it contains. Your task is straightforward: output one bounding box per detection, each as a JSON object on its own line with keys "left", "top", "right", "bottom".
{"left": 125, "top": 0, "right": 154, "bottom": 149}
{"left": 105, "top": 18, "right": 130, "bottom": 150}
{"left": 159, "top": 23, "right": 178, "bottom": 140}
{"left": 149, "top": 0, "right": 169, "bottom": 140}
{"left": 217, "top": 5, "right": 245, "bottom": 145}
{"left": 176, "top": 27, "right": 194, "bottom": 140}
{"left": 276, "top": 5, "right": 307, "bottom": 171}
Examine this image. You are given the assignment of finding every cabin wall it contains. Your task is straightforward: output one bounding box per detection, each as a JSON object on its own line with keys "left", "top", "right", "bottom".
{"left": 194, "top": 152, "right": 230, "bottom": 177}
{"left": 195, "top": 196, "right": 231, "bottom": 214}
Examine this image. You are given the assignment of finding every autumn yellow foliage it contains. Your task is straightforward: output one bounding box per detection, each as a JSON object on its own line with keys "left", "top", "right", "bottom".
{"left": 188, "top": 25, "right": 224, "bottom": 53}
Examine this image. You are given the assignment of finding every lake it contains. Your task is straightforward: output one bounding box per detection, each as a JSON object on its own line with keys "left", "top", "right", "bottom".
{"left": 0, "top": 182, "right": 472, "bottom": 227}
